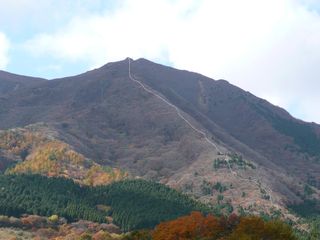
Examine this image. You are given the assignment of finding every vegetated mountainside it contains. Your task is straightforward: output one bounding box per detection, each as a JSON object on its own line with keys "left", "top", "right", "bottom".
{"left": 0, "top": 123, "right": 128, "bottom": 185}
{"left": 131, "top": 59, "right": 320, "bottom": 183}
{"left": 0, "top": 58, "right": 320, "bottom": 216}
{"left": 0, "top": 59, "right": 208, "bottom": 180}
{"left": 0, "top": 174, "right": 208, "bottom": 231}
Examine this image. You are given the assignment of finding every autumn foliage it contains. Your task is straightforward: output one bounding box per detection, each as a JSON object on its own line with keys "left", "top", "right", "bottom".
{"left": 152, "top": 212, "right": 297, "bottom": 240}
{"left": 153, "top": 212, "right": 222, "bottom": 240}
{"left": 1, "top": 127, "right": 128, "bottom": 186}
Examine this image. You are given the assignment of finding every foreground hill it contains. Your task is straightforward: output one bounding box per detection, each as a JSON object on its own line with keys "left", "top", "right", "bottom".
{"left": 0, "top": 58, "right": 319, "bottom": 216}
{"left": 0, "top": 123, "right": 127, "bottom": 185}
{"left": 0, "top": 175, "right": 307, "bottom": 239}
{"left": 0, "top": 174, "right": 207, "bottom": 231}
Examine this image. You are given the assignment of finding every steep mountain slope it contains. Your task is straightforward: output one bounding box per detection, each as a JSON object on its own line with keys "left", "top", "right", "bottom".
{"left": 0, "top": 60, "right": 209, "bottom": 179}
{"left": 0, "top": 58, "right": 319, "bottom": 216}
{"left": 131, "top": 58, "right": 320, "bottom": 184}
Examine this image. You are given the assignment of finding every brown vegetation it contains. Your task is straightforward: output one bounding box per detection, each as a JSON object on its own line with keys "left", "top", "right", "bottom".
{"left": 0, "top": 125, "right": 128, "bottom": 186}
{"left": 152, "top": 211, "right": 297, "bottom": 240}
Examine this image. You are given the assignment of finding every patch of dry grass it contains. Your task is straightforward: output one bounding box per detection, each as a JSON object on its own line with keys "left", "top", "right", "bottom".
{"left": 0, "top": 227, "right": 34, "bottom": 240}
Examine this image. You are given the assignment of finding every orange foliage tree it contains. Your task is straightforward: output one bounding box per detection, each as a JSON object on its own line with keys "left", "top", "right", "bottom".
{"left": 152, "top": 212, "right": 297, "bottom": 240}
{"left": 152, "top": 211, "right": 224, "bottom": 240}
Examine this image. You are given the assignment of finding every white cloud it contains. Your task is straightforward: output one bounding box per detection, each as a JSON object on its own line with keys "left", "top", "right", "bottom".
{"left": 24, "top": 0, "right": 320, "bottom": 123}
{"left": 0, "top": 32, "right": 10, "bottom": 69}
{"left": 0, "top": 0, "right": 121, "bottom": 35}
{"left": 25, "top": 0, "right": 182, "bottom": 66}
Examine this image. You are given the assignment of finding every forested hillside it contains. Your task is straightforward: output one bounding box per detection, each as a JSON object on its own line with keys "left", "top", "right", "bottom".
{"left": 0, "top": 174, "right": 207, "bottom": 231}
{"left": 0, "top": 174, "right": 311, "bottom": 239}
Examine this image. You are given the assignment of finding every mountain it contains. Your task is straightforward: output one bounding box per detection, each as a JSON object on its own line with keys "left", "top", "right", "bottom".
{"left": 0, "top": 70, "right": 44, "bottom": 95}
{"left": 0, "top": 58, "right": 319, "bottom": 216}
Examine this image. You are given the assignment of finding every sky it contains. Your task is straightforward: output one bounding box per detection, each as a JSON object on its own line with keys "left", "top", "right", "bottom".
{"left": 0, "top": 0, "right": 320, "bottom": 123}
